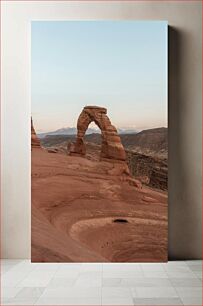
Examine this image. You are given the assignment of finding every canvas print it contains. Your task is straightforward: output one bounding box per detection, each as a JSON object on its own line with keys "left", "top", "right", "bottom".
{"left": 31, "top": 21, "right": 168, "bottom": 262}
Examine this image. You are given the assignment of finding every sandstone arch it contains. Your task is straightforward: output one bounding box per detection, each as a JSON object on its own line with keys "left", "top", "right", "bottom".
{"left": 69, "top": 106, "right": 126, "bottom": 161}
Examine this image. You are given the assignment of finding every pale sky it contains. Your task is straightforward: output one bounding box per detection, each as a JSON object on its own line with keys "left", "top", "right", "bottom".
{"left": 31, "top": 21, "right": 168, "bottom": 133}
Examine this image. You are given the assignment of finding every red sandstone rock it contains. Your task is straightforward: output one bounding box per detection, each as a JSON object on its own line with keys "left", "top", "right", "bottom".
{"left": 31, "top": 148, "right": 167, "bottom": 262}
{"left": 69, "top": 106, "right": 126, "bottom": 161}
{"left": 47, "top": 148, "right": 58, "bottom": 153}
{"left": 31, "top": 118, "right": 41, "bottom": 149}
{"left": 136, "top": 176, "right": 150, "bottom": 185}
{"left": 107, "top": 163, "right": 130, "bottom": 176}
{"left": 126, "top": 177, "right": 142, "bottom": 189}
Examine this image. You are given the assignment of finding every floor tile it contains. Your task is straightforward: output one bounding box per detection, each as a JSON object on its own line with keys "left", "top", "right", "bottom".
{"left": 1, "top": 299, "right": 10, "bottom": 305}
{"left": 1, "top": 259, "right": 202, "bottom": 306}
{"left": 80, "top": 263, "right": 102, "bottom": 272}
{"left": 133, "top": 297, "right": 183, "bottom": 305}
{"left": 186, "top": 260, "right": 202, "bottom": 266}
{"left": 47, "top": 277, "right": 76, "bottom": 288}
{"left": 194, "top": 271, "right": 202, "bottom": 279}
{"left": 169, "top": 278, "right": 202, "bottom": 287}
{"left": 189, "top": 264, "right": 202, "bottom": 272}
{"left": 54, "top": 266, "right": 80, "bottom": 278}
{"left": 1, "top": 259, "right": 24, "bottom": 265}
{"left": 103, "top": 271, "right": 143, "bottom": 278}
{"left": 33, "top": 263, "right": 60, "bottom": 272}
{"left": 140, "top": 263, "right": 165, "bottom": 272}
{"left": 2, "top": 265, "right": 15, "bottom": 274}
{"left": 166, "top": 271, "right": 197, "bottom": 278}
{"left": 103, "top": 263, "right": 142, "bottom": 272}
{"left": 15, "top": 287, "right": 45, "bottom": 298}
{"left": 17, "top": 270, "right": 56, "bottom": 287}
{"left": 78, "top": 271, "right": 102, "bottom": 278}
{"left": 180, "top": 296, "right": 202, "bottom": 305}
{"left": 135, "top": 286, "right": 178, "bottom": 298}
{"left": 2, "top": 297, "right": 39, "bottom": 305}
{"left": 102, "top": 297, "right": 134, "bottom": 305}
{"left": 124, "top": 277, "right": 172, "bottom": 287}
{"left": 102, "top": 278, "right": 122, "bottom": 287}
{"left": 175, "top": 287, "right": 202, "bottom": 298}
{"left": 164, "top": 265, "right": 192, "bottom": 272}
{"left": 75, "top": 277, "right": 102, "bottom": 287}
{"left": 35, "top": 297, "right": 101, "bottom": 305}
{"left": 2, "top": 262, "right": 36, "bottom": 287}
{"left": 41, "top": 286, "right": 101, "bottom": 298}
{"left": 163, "top": 261, "right": 187, "bottom": 266}
{"left": 142, "top": 271, "right": 168, "bottom": 278}
{"left": 2, "top": 287, "right": 22, "bottom": 299}
{"left": 102, "top": 287, "right": 132, "bottom": 298}
{"left": 74, "top": 270, "right": 102, "bottom": 287}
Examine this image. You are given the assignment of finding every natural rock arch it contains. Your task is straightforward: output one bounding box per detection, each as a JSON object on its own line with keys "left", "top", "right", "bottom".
{"left": 69, "top": 106, "right": 126, "bottom": 161}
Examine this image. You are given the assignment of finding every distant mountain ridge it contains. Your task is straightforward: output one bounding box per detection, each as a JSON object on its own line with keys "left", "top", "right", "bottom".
{"left": 38, "top": 127, "right": 97, "bottom": 138}
{"left": 38, "top": 127, "right": 138, "bottom": 138}
{"left": 120, "top": 127, "right": 167, "bottom": 153}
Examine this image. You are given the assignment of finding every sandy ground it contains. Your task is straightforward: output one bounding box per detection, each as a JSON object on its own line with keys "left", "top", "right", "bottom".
{"left": 31, "top": 148, "right": 168, "bottom": 262}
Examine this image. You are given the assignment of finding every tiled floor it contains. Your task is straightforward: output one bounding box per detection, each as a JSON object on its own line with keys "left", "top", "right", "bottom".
{"left": 1, "top": 260, "right": 202, "bottom": 305}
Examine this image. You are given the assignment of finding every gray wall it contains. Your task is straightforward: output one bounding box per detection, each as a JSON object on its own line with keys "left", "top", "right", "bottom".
{"left": 1, "top": 1, "right": 202, "bottom": 259}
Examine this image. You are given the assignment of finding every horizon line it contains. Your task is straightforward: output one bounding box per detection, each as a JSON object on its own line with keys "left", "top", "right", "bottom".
{"left": 36, "top": 125, "right": 168, "bottom": 135}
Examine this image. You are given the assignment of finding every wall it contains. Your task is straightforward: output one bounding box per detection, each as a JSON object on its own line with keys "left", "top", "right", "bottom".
{"left": 1, "top": 1, "right": 202, "bottom": 259}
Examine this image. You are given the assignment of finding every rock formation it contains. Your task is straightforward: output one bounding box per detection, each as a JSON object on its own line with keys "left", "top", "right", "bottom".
{"left": 32, "top": 147, "right": 167, "bottom": 262}
{"left": 31, "top": 118, "right": 41, "bottom": 149}
{"left": 126, "top": 151, "right": 167, "bottom": 190}
{"left": 69, "top": 106, "right": 126, "bottom": 161}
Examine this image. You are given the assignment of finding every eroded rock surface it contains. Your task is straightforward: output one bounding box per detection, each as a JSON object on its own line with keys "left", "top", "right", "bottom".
{"left": 31, "top": 118, "right": 41, "bottom": 149}
{"left": 32, "top": 148, "right": 167, "bottom": 262}
{"left": 69, "top": 106, "right": 126, "bottom": 162}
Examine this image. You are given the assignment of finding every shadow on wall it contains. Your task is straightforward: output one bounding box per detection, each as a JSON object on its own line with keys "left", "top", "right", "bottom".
{"left": 168, "top": 26, "right": 202, "bottom": 260}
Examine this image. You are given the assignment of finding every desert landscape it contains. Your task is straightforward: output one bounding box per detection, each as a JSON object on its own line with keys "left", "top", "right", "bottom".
{"left": 31, "top": 106, "right": 168, "bottom": 262}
